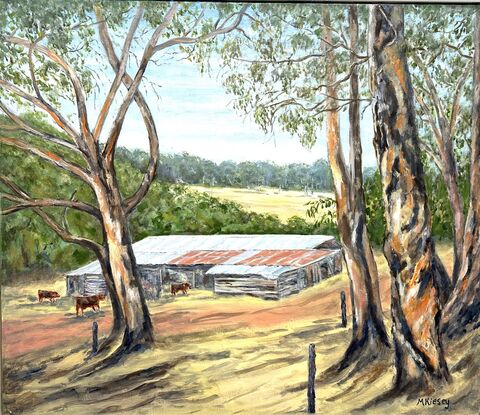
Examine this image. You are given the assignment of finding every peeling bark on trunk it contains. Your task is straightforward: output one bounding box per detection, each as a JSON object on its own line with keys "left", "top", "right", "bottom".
{"left": 323, "top": 6, "right": 389, "bottom": 373}
{"left": 369, "top": 4, "right": 450, "bottom": 392}
{"left": 97, "top": 253, "right": 125, "bottom": 352}
{"left": 92, "top": 163, "right": 154, "bottom": 351}
{"left": 442, "top": 9, "right": 480, "bottom": 338}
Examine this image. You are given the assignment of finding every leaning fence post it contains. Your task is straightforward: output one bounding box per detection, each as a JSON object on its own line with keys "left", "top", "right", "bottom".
{"left": 92, "top": 321, "right": 98, "bottom": 355}
{"left": 307, "top": 343, "right": 316, "bottom": 413}
{"left": 340, "top": 291, "right": 347, "bottom": 328}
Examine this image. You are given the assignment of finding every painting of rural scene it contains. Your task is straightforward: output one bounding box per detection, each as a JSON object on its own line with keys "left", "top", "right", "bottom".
{"left": 1, "top": 1, "right": 479, "bottom": 414}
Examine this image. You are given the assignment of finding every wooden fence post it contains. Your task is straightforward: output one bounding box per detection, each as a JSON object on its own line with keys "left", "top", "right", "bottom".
{"left": 340, "top": 291, "right": 347, "bottom": 327}
{"left": 92, "top": 321, "right": 98, "bottom": 355}
{"left": 307, "top": 343, "right": 316, "bottom": 413}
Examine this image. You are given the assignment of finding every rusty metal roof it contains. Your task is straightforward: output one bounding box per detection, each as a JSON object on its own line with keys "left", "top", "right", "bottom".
{"left": 235, "top": 249, "right": 332, "bottom": 267}
{"left": 164, "top": 249, "right": 334, "bottom": 266}
{"left": 66, "top": 234, "right": 339, "bottom": 276}
{"left": 206, "top": 249, "right": 340, "bottom": 279}
{"left": 168, "top": 250, "right": 244, "bottom": 265}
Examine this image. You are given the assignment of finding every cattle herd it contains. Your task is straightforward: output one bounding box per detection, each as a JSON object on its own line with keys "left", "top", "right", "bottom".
{"left": 37, "top": 283, "right": 191, "bottom": 317}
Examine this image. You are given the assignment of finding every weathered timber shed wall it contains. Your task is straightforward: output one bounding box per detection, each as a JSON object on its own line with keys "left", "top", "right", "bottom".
{"left": 162, "top": 265, "right": 213, "bottom": 289}
{"left": 210, "top": 250, "right": 343, "bottom": 300}
{"left": 214, "top": 277, "right": 279, "bottom": 300}
{"left": 66, "top": 264, "right": 162, "bottom": 299}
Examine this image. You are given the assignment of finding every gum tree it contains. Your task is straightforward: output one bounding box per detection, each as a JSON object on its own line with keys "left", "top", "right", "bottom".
{"left": 0, "top": 1, "right": 248, "bottom": 359}
{"left": 442, "top": 8, "right": 480, "bottom": 338}
{"left": 369, "top": 4, "right": 451, "bottom": 392}
{"left": 406, "top": 5, "right": 474, "bottom": 286}
{"left": 402, "top": 5, "right": 480, "bottom": 340}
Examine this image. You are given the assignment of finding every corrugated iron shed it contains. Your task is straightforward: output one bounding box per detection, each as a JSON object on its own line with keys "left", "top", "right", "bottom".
{"left": 135, "top": 251, "right": 185, "bottom": 266}
{"left": 66, "top": 234, "right": 338, "bottom": 276}
{"left": 131, "top": 234, "right": 334, "bottom": 252}
{"left": 66, "top": 251, "right": 183, "bottom": 276}
{"left": 66, "top": 260, "right": 102, "bottom": 276}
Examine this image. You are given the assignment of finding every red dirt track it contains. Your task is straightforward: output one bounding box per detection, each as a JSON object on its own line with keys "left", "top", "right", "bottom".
{"left": 2, "top": 275, "right": 391, "bottom": 360}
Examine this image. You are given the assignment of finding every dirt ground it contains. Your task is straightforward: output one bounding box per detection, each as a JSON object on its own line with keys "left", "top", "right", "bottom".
{"left": 2, "top": 244, "right": 479, "bottom": 414}
{"left": 2, "top": 266, "right": 375, "bottom": 360}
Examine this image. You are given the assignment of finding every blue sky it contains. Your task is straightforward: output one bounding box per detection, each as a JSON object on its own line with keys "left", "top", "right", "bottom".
{"left": 82, "top": 25, "right": 378, "bottom": 168}
{"left": 109, "top": 57, "right": 378, "bottom": 167}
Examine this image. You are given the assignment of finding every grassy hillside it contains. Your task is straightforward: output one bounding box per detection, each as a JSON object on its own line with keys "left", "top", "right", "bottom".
{"left": 190, "top": 185, "right": 334, "bottom": 223}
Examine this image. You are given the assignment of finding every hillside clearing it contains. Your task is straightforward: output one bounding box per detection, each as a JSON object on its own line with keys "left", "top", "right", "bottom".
{"left": 190, "top": 185, "right": 334, "bottom": 223}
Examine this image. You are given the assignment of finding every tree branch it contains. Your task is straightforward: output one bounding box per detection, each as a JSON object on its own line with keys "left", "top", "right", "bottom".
{"left": 450, "top": 61, "right": 473, "bottom": 136}
{"left": 5, "top": 36, "right": 92, "bottom": 143}
{"left": 416, "top": 93, "right": 443, "bottom": 140}
{"left": 412, "top": 52, "right": 446, "bottom": 125}
{"left": 312, "top": 58, "right": 368, "bottom": 93}
{"left": 267, "top": 96, "right": 350, "bottom": 122}
{"left": 61, "top": 190, "right": 77, "bottom": 232}
{"left": 0, "top": 176, "right": 102, "bottom": 254}
{"left": 272, "top": 13, "right": 367, "bottom": 59}
{"left": 92, "top": 5, "right": 145, "bottom": 140}
{"left": 0, "top": 100, "right": 81, "bottom": 153}
{"left": 1, "top": 192, "right": 100, "bottom": 218}
{"left": 185, "top": 5, "right": 206, "bottom": 36}
{"left": 444, "top": 42, "right": 473, "bottom": 59}
{"left": 96, "top": 11, "right": 160, "bottom": 215}
{"left": 0, "top": 79, "right": 80, "bottom": 141}
{"left": 28, "top": 38, "right": 44, "bottom": 100}
{"left": 152, "top": 5, "right": 249, "bottom": 53}
{"left": 419, "top": 140, "right": 443, "bottom": 171}
{"left": 102, "top": 2, "right": 179, "bottom": 162}
{"left": 234, "top": 52, "right": 331, "bottom": 65}
{"left": 0, "top": 136, "right": 91, "bottom": 185}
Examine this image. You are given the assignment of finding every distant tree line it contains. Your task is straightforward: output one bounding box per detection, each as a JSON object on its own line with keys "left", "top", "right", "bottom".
{"left": 2, "top": 138, "right": 466, "bottom": 281}
{"left": 117, "top": 147, "right": 333, "bottom": 191}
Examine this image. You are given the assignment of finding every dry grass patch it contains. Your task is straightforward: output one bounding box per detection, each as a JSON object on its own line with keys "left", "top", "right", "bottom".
{"left": 190, "top": 185, "right": 334, "bottom": 222}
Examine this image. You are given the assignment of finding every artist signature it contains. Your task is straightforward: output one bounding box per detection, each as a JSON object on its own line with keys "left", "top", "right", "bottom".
{"left": 417, "top": 398, "right": 450, "bottom": 410}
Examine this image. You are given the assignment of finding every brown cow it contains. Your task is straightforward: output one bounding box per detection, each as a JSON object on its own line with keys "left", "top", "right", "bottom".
{"left": 38, "top": 290, "right": 60, "bottom": 303}
{"left": 75, "top": 294, "right": 105, "bottom": 316}
{"left": 170, "top": 282, "right": 191, "bottom": 296}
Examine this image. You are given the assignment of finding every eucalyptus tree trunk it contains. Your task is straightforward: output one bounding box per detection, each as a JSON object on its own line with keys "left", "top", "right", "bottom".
{"left": 442, "top": 9, "right": 480, "bottom": 338}
{"left": 412, "top": 54, "right": 468, "bottom": 287}
{"left": 92, "top": 162, "right": 154, "bottom": 350}
{"left": 369, "top": 4, "right": 450, "bottom": 391}
{"left": 97, "top": 252, "right": 125, "bottom": 351}
{"left": 323, "top": 6, "right": 389, "bottom": 372}
{"left": 439, "top": 136, "right": 465, "bottom": 286}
